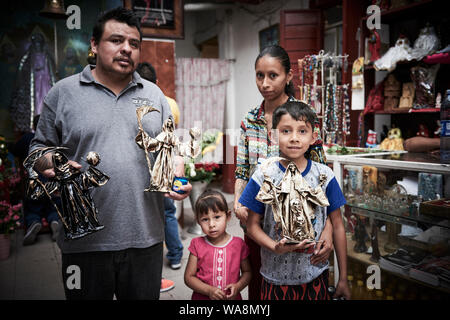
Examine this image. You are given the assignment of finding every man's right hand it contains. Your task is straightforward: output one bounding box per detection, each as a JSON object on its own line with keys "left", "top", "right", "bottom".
{"left": 35, "top": 153, "right": 82, "bottom": 178}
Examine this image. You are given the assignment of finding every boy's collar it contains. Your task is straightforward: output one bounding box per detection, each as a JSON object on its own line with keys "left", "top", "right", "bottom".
{"left": 278, "top": 159, "right": 311, "bottom": 177}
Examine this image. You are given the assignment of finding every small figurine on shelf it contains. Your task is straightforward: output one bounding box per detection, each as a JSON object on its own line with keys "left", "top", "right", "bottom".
{"left": 369, "top": 221, "right": 381, "bottom": 262}
{"left": 379, "top": 127, "right": 404, "bottom": 151}
{"left": 377, "top": 171, "right": 387, "bottom": 196}
{"left": 416, "top": 124, "right": 429, "bottom": 137}
{"left": 368, "top": 29, "right": 381, "bottom": 63}
{"left": 434, "top": 120, "right": 441, "bottom": 137}
{"left": 374, "top": 35, "right": 414, "bottom": 72}
{"left": 383, "top": 74, "right": 402, "bottom": 111}
{"left": 398, "top": 82, "right": 415, "bottom": 109}
{"left": 353, "top": 216, "right": 368, "bottom": 253}
{"left": 362, "top": 165, "right": 378, "bottom": 194}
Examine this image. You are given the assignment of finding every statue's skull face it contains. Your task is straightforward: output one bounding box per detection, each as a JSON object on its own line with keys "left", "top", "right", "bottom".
{"left": 396, "top": 38, "right": 409, "bottom": 47}
{"left": 290, "top": 199, "right": 301, "bottom": 212}
{"left": 53, "top": 151, "right": 68, "bottom": 169}
{"left": 86, "top": 151, "right": 100, "bottom": 166}
{"left": 165, "top": 118, "right": 174, "bottom": 132}
{"left": 388, "top": 128, "right": 402, "bottom": 139}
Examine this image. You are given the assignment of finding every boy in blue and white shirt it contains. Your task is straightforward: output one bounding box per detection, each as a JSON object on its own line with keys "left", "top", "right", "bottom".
{"left": 239, "top": 101, "right": 350, "bottom": 300}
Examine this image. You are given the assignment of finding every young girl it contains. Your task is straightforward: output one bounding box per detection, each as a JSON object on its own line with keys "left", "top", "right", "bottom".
{"left": 233, "top": 45, "right": 332, "bottom": 299}
{"left": 184, "top": 190, "right": 251, "bottom": 300}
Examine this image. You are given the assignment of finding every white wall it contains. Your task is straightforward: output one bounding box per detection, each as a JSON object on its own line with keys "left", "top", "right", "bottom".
{"left": 175, "top": 0, "right": 308, "bottom": 145}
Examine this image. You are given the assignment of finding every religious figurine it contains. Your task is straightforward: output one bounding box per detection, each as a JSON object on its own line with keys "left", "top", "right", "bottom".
{"left": 353, "top": 216, "right": 368, "bottom": 253}
{"left": 135, "top": 106, "right": 201, "bottom": 192}
{"left": 379, "top": 127, "right": 404, "bottom": 151}
{"left": 416, "top": 124, "right": 429, "bottom": 137}
{"left": 370, "top": 221, "right": 381, "bottom": 262}
{"left": 10, "top": 32, "right": 56, "bottom": 133}
{"left": 368, "top": 29, "right": 381, "bottom": 63}
{"left": 23, "top": 147, "right": 109, "bottom": 240}
{"left": 383, "top": 74, "right": 401, "bottom": 111}
{"left": 410, "top": 23, "right": 441, "bottom": 61}
{"left": 255, "top": 157, "right": 330, "bottom": 243}
{"left": 434, "top": 120, "right": 441, "bottom": 137}
{"left": 377, "top": 171, "right": 387, "bottom": 196}
{"left": 374, "top": 36, "right": 414, "bottom": 72}
{"left": 398, "top": 82, "right": 415, "bottom": 109}
{"left": 362, "top": 165, "right": 377, "bottom": 194}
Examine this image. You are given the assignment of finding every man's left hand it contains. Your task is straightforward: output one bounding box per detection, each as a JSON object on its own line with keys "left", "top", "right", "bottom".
{"left": 165, "top": 182, "right": 192, "bottom": 201}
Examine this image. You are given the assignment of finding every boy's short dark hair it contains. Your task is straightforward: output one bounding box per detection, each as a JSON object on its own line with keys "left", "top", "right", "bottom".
{"left": 195, "top": 189, "right": 229, "bottom": 219}
{"left": 272, "top": 101, "right": 318, "bottom": 130}
{"left": 92, "top": 7, "right": 142, "bottom": 44}
{"left": 136, "top": 62, "right": 157, "bottom": 83}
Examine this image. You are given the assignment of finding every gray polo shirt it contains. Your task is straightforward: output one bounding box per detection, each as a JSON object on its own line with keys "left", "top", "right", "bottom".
{"left": 30, "top": 65, "right": 172, "bottom": 253}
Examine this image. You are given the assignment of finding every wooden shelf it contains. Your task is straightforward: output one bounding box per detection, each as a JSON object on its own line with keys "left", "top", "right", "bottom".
{"left": 365, "top": 108, "right": 440, "bottom": 115}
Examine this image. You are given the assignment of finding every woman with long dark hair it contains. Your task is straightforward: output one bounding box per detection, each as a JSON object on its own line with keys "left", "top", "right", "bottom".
{"left": 233, "top": 45, "right": 332, "bottom": 300}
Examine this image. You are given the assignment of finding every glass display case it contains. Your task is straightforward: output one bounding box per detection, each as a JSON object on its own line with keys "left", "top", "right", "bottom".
{"left": 327, "top": 151, "right": 450, "bottom": 299}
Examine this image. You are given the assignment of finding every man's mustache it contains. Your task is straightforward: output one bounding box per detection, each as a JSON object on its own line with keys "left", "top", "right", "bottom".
{"left": 113, "top": 56, "right": 134, "bottom": 66}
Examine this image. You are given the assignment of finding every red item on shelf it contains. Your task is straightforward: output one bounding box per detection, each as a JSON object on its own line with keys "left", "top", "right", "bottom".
{"left": 423, "top": 52, "right": 450, "bottom": 64}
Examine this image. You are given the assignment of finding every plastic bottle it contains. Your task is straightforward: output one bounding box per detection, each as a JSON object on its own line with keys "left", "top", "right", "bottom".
{"left": 440, "top": 89, "right": 450, "bottom": 164}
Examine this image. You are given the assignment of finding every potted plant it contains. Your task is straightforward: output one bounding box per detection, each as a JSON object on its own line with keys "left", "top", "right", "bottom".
{"left": 184, "top": 130, "right": 222, "bottom": 234}
{"left": 0, "top": 136, "right": 22, "bottom": 260}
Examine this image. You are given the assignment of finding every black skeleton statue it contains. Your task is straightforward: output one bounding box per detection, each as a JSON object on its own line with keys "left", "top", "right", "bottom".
{"left": 23, "top": 147, "right": 109, "bottom": 240}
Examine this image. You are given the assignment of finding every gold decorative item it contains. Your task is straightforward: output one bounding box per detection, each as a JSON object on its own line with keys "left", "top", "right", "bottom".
{"left": 255, "top": 157, "right": 329, "bottom": 243}
{"left": 398, "top": 82, "right": 415, "bottom": 109}
{"left": 383, "top": 74, "right": 401, "bottom": 111}
{"left": 135, "top": 106, "right": 201, "bottom": 192}
{"left": 362, "top": 166, "right": 378, "bottom": 194}
{"left": 379, "top": 128, "right": 404, "bottom": 151}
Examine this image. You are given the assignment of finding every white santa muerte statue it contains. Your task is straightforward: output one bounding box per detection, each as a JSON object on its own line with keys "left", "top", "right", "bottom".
{"left": 255, "top": 157, "right": 330, "bottom": 243}
{"left": 135, "top": 105, "right": 201, "bottom": 192}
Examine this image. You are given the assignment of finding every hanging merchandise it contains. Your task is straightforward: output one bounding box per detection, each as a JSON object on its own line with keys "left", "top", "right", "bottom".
{"left": 299, "top": 51, "right": 350, "bottom": 146}
{"left": 351, "top": 57, "right": 365, "bottom": 111}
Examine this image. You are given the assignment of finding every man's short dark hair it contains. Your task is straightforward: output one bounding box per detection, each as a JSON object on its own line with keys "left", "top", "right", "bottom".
{"left": 272, "top": 101, "right": 318, "bottom": 130}
{"left": 92, "top": 7, "right": 142, "bottom": 44}
{"left": 136, "top": 62, "right": 157, "bottom": 83}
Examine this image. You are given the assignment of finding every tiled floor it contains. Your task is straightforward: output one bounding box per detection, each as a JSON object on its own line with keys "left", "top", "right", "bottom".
{"left": 0, "top": 186, "right": 246, "bottom": 300}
